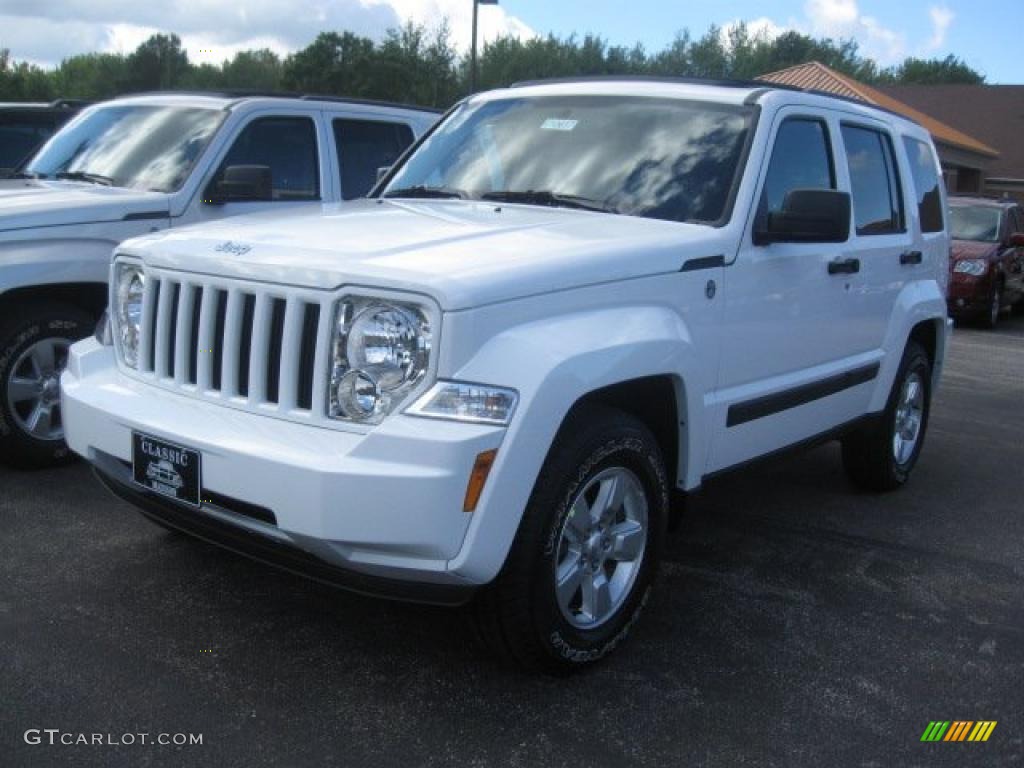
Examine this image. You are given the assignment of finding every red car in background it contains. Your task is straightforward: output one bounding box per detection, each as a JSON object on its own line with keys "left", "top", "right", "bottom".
{"left": 947, "top": 196, "right": 1024, "bottom": 327}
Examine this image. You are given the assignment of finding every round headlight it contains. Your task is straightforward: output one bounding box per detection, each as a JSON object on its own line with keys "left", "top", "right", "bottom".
{"left": 328, "top": 299, "right": 432, "bottom": 423}
{"left": 346, "top": 305, "right": 427, "bottom": 392}
{"left": 334, "top": 369, "right": 381, "bottom": 419}
{"left": 115, "top": 265, "right": 145, "bottom": 368}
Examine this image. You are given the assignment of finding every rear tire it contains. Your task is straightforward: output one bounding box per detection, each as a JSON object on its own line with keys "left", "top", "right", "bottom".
{"left": 841, "top": 340, "right": 931, "bottom": 492}
{"left": 473, "top": 405, "right": 668, "bottom": 673}
{"left": 982, "top": 284, "right": 1002, "bottom": 329}
{"left": 0, "top": 302, "right": 93, "bottom": 469}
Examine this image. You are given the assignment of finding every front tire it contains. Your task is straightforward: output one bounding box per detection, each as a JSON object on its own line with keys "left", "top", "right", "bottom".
{"left": 473, "top": 406, "right": 668, "bottom": 673}
{"left": 841, "top": 340, "right": 932, "bottom": 492}
{"left": 0, "top": 303, "right": 93, "bottom": 468}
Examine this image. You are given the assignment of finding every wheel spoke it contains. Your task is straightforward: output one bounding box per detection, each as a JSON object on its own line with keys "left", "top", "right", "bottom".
{"left": 30, "top": 340, "right": 57, "bottom": 373}
{"left": 555, "top": 559, "right": 584, "bottom": 610}
{"left": 564, "top": 499, "right": 590, "bottom": 544}
{"left": 581, "top": 572, "right": 611, "bottom": 622}
{"left": 591, "top": 474, "right": 623, "bottom": 524}
{"left": 27, "top": 404, "right": 52, "bottom": 436}
{"left": 610, "top": 520, "right": 645, "bottom": 561}
{"left": 8, "top": 377, "right": 39, "bottom": 404}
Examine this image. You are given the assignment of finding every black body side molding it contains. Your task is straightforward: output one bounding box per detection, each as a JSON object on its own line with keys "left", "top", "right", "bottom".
{"left": 727, "top": 362, "right": 880, "bottom": 427}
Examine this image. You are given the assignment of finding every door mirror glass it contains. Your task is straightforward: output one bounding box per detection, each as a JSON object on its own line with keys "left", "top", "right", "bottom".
{"left": 756, "top": 189, "right": 851, "bottom": 244}
{"left": 1009, "top": 232, "right": 1024, "bottom": 248}
{"left": 206, "top": 164, "right": 272, "bottom": 204}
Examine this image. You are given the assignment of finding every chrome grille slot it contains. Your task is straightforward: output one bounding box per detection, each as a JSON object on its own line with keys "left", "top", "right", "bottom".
{"left": 130, "top": 270, "right": 328, "bottom": 421}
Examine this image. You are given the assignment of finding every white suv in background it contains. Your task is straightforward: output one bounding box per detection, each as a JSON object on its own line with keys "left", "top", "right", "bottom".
{"left": 62, "top": 78, "right": 951, "bottom": 671}
{"left": 0, "top": 92, "right": 437, "bottom": 466}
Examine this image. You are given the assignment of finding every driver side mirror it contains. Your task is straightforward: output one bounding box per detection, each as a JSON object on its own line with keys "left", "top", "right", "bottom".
{"left": 1008, "top": 232, "right": 1024, "bottom": 248}
{"left": 754, "top": 189, "right": 851, "bottom": 245}
{"left": 204, "top": 164, "right": 272, "bottom": 204}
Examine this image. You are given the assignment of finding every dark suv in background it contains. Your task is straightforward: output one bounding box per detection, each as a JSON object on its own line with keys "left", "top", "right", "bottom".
{"left": 0, "top": 100, "right": 88, "bottom": 177}
{"left": 947, "top": 196, "right": 1024, "bottom": 327}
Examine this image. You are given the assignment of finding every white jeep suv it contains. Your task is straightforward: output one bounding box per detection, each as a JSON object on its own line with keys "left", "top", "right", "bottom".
{"left": 0, "top": 91, "right": 436, "bottom": 466}
{"left": 62, "top": 78, "right": 952, "bottom": 671}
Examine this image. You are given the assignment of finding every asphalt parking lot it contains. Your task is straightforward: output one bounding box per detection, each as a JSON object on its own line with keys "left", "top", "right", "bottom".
{"left": 2, "top": 316, "right": 1023, "bottom": 768}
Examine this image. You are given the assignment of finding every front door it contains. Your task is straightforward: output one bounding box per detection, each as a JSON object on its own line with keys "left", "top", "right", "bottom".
{"left": 708, "top": 108, "right": 868, "bottom": 473}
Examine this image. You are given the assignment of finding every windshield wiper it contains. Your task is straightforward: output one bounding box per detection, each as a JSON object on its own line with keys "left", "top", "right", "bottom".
{"left": 56, "top": 171, "right": 115, "bottom": 187}
{"left": 10, "top": 171, "right": 47, "bottom": 180}
{"left": 383, "top": 185, "right": 467, "bottom": 200}
{"left": 480, "top": 190, "right": 617, "bottom": 214}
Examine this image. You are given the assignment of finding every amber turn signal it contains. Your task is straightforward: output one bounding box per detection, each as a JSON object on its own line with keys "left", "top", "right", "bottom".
{"left": 463, "top": 449, "right": 497, "bottom": 512}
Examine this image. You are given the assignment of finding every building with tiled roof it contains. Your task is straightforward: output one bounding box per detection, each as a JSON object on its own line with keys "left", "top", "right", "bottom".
{"left": 758, "top": 61, "right": 1000, "bottom": 197}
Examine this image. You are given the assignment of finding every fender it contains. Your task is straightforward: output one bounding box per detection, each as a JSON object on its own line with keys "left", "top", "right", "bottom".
{"left": 869, "top": 279, "right": 948, "bottom": 413}
{"left": 0, "top": 219, "right": 167, "bottom": 300}
{"left": 445, "top": 304, "right": 707, "bottom": 584}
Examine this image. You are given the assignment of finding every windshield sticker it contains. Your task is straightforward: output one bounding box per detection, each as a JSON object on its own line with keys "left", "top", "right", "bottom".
{"left": 541, "top": 118, "right": 578, "bottom": 132}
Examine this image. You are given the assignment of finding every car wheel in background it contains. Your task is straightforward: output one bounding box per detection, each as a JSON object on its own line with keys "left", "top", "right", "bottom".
{"left": 0, "top": 303, "right": 93, "bottom": 469}
{"left": 473, "top": 405, "right": 668, "bottom": 673}
{"left": 982, "top": 284, "right": 1002, "bottom": 329}
{"left": 841, "top": 340, "right": 932, "bottom": 492}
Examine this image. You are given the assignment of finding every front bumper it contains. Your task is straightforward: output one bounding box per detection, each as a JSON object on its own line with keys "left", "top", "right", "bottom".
{"left": 62, "top": 339, "right": 506, "bottom": 601}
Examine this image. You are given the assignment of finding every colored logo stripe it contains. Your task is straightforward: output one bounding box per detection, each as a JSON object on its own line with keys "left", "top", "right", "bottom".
{"left": 920, "top": 721, "right": 996, "bottom": 742}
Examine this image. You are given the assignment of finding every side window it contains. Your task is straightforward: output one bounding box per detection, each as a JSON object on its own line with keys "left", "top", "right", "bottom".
{"left": 842, "top": 124, "right": 904, "bottom": 235}
{"left": 901, "top": 137, "right": 943, "bottom": 233}
{"left": 759, "top": 118, "right": 835, "bottom": 222}
{"left": 333, "top": 119, "right": 415, "bottom": 200}
{"left": 1011, "top": 207, "right": 1024, "bottom": 235}
{"left": 0, "top": 120, "right": 55, "bottom": 169}
{"left": 217, "top": 117, "right": 319, "bottom": 201}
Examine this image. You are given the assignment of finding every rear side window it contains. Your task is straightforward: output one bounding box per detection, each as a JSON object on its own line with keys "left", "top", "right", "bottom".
{"left": 760, "top": 118, "right": 835, "bottom": 221}
{"left": 842, "top": 125, "right": 904, "bottom": 235}
{"left": 901, "top": 137, "right": 944, "bottom": 233}
{"left": 333, "top": 119, "right": 415, "bottom": 200}
{"left": 218, "top": 117, "right": 320, "bottom": 201}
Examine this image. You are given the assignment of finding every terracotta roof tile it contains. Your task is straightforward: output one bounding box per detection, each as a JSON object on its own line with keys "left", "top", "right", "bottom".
{"left": 757, "top": 62, "right": 998, "bottom": 158}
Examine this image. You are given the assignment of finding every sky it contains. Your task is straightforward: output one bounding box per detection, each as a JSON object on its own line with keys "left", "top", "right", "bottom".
{"left": 1, "top": 0, "right": 1021, "bottom": 83}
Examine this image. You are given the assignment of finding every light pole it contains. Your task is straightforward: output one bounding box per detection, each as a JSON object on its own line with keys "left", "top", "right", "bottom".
{"left": 471, "top": 0, "right": 499, "bottom": 93}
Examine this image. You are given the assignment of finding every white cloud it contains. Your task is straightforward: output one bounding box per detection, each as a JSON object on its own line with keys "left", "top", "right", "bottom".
{"left": 1, "top": 0, "right": 535, "bottom": 68}
{"left": 721, "top": 17, "right": 787, "bottom": 46}
{"left": 803, "top": 0, "right": 906, "bottom": 63}
{"left": 926, "top": 6, "right": 954, "bottom": 50}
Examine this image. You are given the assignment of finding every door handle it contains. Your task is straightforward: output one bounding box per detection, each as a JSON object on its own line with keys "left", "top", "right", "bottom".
{"left": 828, "top": 257, "right": 860, "bottom": 275}
{"left": 900, "top": 250, "right": 923, "bottom": 265}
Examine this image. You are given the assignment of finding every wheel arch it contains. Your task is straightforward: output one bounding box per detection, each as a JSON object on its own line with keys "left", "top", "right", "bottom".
{"left": 445, "top": 304, "right": 707, "bottom": 584}
{"left": 0, "top": 282, "right": 108, "bottom": 323}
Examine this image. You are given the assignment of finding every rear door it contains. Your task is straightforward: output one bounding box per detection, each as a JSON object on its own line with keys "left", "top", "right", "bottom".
{"left": 328, "top": 115, "right": 416, "bottom": 201}
{"left": 835, "top": 119, "right": 914, "bottom": 358}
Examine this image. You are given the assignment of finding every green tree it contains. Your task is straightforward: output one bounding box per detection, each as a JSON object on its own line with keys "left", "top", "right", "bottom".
{"left": 883, "top": 54, "right": 984, "bottom": 85}
{"left": 124, "top": 33, "right": 190, "bottom": 91}
{"left": 282, "top": 31, "right": 375, "bottom": 96}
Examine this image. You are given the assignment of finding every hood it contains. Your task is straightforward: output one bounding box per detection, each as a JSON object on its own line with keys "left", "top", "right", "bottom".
{"left": 0, "top": 179, "right": 169, "bottom": 231}
{"left": 123, "top": 199, "right": 726, "bottom": 310}
{"left": 950, "top": 239, "right": 996, "bottom": 261}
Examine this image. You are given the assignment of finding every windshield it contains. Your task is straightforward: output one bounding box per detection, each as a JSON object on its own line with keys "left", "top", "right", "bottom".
{"left": 25, "top": 105, "right": 224, "bottom": 193}
{"left": 383, "top": 95, "right": 754, "bottom": 225}
{"left": 949, "top": 205, "right": 1002, "bottom": 242}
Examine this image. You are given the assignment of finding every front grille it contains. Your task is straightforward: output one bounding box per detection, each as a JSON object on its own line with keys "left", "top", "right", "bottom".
{"left": 135, "top": 272, "right": 331, "bottom": 419}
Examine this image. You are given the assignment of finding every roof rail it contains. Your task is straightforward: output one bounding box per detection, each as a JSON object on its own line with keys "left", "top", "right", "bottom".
{"left": 48, "top": 98, "right": 91, "bottom": 109}
{"left": 509, "top": 75, "right": 805, "bottom": 93}
{"left": 506, "top": 74, "right": 922, "bottom": 126}
{"left": 118, "top": 89, "right": 440, "bottom": 113}
{"left": 949, "top": 192, "right": 1015, "bottom": 202}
